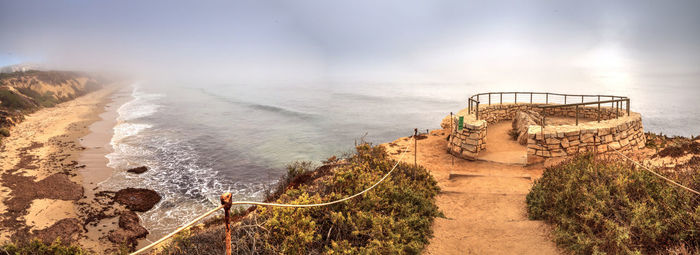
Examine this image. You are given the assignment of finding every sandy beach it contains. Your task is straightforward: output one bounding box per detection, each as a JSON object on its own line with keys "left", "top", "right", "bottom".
{"left": 0, "top": 84, "right": 133, "bottom": 252}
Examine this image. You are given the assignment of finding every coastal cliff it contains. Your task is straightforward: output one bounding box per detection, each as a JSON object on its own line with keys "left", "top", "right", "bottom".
{"left": 0, "top": 70, "right": 101, "bottom": 130}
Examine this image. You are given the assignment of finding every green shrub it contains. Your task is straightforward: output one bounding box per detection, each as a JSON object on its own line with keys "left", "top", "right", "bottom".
{"left": 0, "top": 89, "right": 35, "bottom": 109}
{"left": 162, "top": 144, "right": 442, "bottom": 254}
{"left": 527, "top": 154, "right": 700, "bottom": 254}
{"left": 0, "top": 128, "right": 9, "bottom": 137}
{"left": 0, "top": 239, "right": 86, "bottom": 255}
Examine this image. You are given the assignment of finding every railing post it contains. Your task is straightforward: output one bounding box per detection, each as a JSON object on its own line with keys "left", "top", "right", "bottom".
{"left": 500, "top": 93, "right": 502, "bottom": 104}
{"left": 468, "top": 99, "right": 471, "bottom": 114}
{"left": 220, "top": 193, "right": 233, "bottom": 255}
{"left": 515, "top": 93, "right": 517, "bottom": 104}
{"left": 575, "top": 105, "right": 579, "bottom": 126}
{"left": 530, "top": 92, "right": 533, "bottom": 104}
{"left": 488, "top": 93, "right": 491, "bottom": 105}
{"left": 597, "top": 101, "right": 601, "bottom": 123}
{"left": 414, "top": 128, "right": 418, "bottom": 167}
{"left": 564, "top": 95, "right": 567, "bottom": 104}
{"left": 476, "top": 101, "right": 480, "bottom": 120}
{"left": 581, "top": 95, "right": 584, "bottom": 103}
{"left": 546, "top": 93, "right": 549, "bottom": 104}
{"left": 627, "top": 99, "right": 630, "bottom": 116}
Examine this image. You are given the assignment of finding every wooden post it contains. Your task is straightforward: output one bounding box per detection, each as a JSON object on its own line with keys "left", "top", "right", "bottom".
{"left": 220, "top": 193, "right": 233, "bottom": 255}
{"left": 414, "top": 128, "right": 418, "bottom": 167}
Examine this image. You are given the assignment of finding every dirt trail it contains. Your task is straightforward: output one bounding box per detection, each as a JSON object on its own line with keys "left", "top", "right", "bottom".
{"left": 382, "top": 126, "right": 560, "bottom": 255}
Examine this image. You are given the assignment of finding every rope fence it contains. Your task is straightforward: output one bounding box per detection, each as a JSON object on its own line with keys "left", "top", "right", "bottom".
{"left": 609, "top": 147, "right": 700, "bottom": 196}
{"left": 130, "top": 136, "right": 414, "bottom": 255}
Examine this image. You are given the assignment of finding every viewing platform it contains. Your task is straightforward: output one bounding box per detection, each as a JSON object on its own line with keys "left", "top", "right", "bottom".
{"left": 447, "top": 92, "right": 646, "bottom": 165}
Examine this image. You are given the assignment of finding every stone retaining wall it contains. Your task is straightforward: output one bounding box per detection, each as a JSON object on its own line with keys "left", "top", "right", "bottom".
{"left": 477, "top": 103, "right": 624, "bottom": 125}
{"left": 447, "top": 115, "right": 487, "bottom": 160}
{"left": 526, "top": 113, "right": 645, "bottom": 164}
{"left": 447, "top": 102, "right": 645, "bottom": 164}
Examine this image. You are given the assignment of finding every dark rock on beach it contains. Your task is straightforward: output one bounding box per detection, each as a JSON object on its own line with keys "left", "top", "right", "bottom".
{"left": 126, "top": 166, "right": 148, "bottom": 174}
{"left": 114, "top": 188, "right": 161, "bottom": 212}
{"left": 108, "top": 210, "right": 149, "bottom": 249}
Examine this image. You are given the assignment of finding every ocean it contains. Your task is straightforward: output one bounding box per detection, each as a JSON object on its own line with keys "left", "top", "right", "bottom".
{"left": 99, "top": 80, "right": 700, "bottom": 238}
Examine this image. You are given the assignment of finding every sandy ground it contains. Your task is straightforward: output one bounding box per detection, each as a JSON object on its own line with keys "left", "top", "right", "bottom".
{"left": 0, "top": 85, "right": 129, "bottom": 252}
{"left": 381, "top": 127, "right": 561, "bottom": 254}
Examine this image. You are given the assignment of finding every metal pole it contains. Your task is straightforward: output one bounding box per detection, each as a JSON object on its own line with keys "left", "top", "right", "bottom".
{"left": 627, "top": 99, "right": 630, "bottom": 116}
{"left": 476, "top": 101, "right": 480, "bottom": 120}
{"left": 597, "top": 101, "right": 601, "bottom": 123}
{"left": 530, "top": 93, "right": 533, "bottom": 104}
{"left": 220, "top": 193, "right": 233, "bottom": 255}
{"left": 564, "top": 95, "right": 567, "bottom": 104}
{"left": 468, "top": 99, "right": 471, "bottom": 114}
{"left": 576, "top": 105, "right": 579, "bottom": 126}
{"left": 500, "top": 93, "right": 503, "bottom": 104}
{"left": 488, "top": 93, "right": 491, "bottom": 105}
{"left": 581, "top": 95, "right": 584, "bottom": 103}
{"left": 414, "top": 128, "right": 418, "bottom": 167}
{"left": 515, "top": 93, "right": 517, "bottom": 104}
{"left": 546, "top": 93, "right": 549, "bottom": 104}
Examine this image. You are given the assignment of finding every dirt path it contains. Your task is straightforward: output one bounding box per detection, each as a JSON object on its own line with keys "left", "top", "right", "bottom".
{"left": 382, "top": 128, "right": 560, "bottom": 254}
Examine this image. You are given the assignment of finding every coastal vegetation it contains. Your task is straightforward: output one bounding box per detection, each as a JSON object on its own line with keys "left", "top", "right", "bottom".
{"left": 527, "top": 150, "right": 700, "bottom": 254}
{"left": 0, "top": 239, "right": 87, "bottom": 255}
{"left": 155, "top": 144, "right": 442, "bottom": 254}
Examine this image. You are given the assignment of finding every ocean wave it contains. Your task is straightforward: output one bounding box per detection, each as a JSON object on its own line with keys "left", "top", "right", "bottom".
{"left": 197, "top": 88, "right": 317, "bottom": 120}
{"left": 116, "top": 84, "right": 164, "bottom": 122}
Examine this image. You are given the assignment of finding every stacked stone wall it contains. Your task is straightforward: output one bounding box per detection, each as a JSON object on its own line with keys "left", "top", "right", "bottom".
{"left": 446, "top": 115, "right": 487, "bottom": 160}
{"left": 477, "top": 103, "right": 624, "bottom": 125}
{"left": 448, "top": 102, "right": 644, "bottom": 163}
{"left": 526, "top": 113, "right": 646, "bottom": 164}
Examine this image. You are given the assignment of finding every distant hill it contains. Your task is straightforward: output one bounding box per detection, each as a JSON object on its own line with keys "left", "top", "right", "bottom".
{"left": 0, "top": 70, "right": 101, "bottom": 129}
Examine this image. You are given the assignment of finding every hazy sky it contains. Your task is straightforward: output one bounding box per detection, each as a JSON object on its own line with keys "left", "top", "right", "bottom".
{"left": 1, "top": 0, "right": 699, "bottom": 85}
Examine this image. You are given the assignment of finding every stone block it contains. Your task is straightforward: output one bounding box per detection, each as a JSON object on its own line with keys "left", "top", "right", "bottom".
{"left": 546, "top": 138, "right": 560, "bottom": 145}
{"left": 565, "top": 130, "right": 580, "bottom": 137}
{"left": 608, "top": 142, "right": 621, "bottom": 151}
{"left": 561, "top": 138, "right": 570, "bottom": 148}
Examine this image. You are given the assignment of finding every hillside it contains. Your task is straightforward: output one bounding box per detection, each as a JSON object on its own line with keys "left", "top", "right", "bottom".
{"left": 0, "top": 70, "right": 101, "bottom": 131}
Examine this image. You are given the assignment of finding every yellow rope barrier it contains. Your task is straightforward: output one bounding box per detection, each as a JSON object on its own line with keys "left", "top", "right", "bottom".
{"left": 130, "top": 139, "right": 413, "bottom": 255}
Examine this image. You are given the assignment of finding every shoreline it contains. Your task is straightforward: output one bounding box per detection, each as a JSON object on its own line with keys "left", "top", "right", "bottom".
{"left": 0, "top": 83, "right": 134, "bottom": 253}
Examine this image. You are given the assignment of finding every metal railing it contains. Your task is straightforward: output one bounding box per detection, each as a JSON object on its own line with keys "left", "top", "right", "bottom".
{"left": 466, "top": 92, "right": 630, "bottom": 126}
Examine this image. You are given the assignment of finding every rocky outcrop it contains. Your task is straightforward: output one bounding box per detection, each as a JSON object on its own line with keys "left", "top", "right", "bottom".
{"left": 107, "top": 210, "right": 148, "bottom": 248}
{"left": 126, "top": 166, "right": 148, "bottom": 174}
{"left": 114, "top": 188, "right": 161, "bottom": 212}
{"left": 512, "top": 111, "right": 542, "bottom": 145}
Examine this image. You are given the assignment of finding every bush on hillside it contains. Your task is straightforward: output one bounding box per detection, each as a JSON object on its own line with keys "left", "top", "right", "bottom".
{"left": 158, "top": 144, "right": 442, "bottom": 254}
{"left": 527, "top": 154, "right": 700, "bottom": 254}
{"left": 0, "top": 239, "right": 86, "bottom": 255}
{"left": 0, "top": 89, "right": 36, "bottom": 110}
{"left": 0, "top": 128, "right": 9, "bottom": 137}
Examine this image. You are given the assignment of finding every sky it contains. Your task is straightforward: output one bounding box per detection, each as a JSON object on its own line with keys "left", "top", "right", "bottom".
{"left": 1, "top": 0, "right": 700, "bottom": 86}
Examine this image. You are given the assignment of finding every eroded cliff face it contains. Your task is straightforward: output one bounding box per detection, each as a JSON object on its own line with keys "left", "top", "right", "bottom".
{"left": 0, "top": 71, "right": 101, "bottom": 129}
